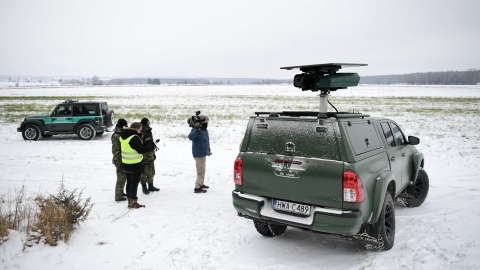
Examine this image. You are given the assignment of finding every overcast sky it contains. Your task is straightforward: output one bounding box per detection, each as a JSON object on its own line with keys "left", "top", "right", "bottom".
{"left": 1, "top": 0, "right": 479, "bottom": 79}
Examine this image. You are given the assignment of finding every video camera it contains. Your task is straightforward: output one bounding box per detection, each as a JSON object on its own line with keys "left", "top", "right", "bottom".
{"left": 187, "top": 111, "right": 202, "bottom": 128}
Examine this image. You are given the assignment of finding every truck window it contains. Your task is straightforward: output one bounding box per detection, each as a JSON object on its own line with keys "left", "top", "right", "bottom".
{"left": 390, "top": 123, "right": 406, "bottom": 147}
{"left": 83, "top": 104, "right": 99, "bottom": 115}
{"left": 380, "top": 122, "right": 395, "bottom": 147}
{"left": 344, "top": 121, "right": 383, "bottom": 156}
{"left": 55, "top": 105, "right": 72, "bottom": 116}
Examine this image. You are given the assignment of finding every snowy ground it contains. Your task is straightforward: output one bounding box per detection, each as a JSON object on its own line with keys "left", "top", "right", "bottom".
{"left": 0, "top": 84, "right": 479, "bottom": 270}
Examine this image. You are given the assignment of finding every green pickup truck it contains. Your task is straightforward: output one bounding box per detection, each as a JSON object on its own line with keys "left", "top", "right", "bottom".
{"left": 232, "top": 64, "right": 429, "bottom": 251}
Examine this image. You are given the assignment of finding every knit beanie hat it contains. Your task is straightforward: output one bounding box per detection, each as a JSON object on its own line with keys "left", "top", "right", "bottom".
{"left": 141, "top": 118, "right": 150, "bottom": 126}
{"left": 116, "top": 118, "right": 128, "bottom": 128}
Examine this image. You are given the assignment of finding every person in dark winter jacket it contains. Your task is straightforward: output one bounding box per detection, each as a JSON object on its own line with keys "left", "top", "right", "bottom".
{"left": 112, "top": 118, "right": 128, "bottom": 201}
{"left": 120, "top": 122, "right": 155, "bottom": 208}
{"left": 188, "top": 114, "right": 211, "bottom": 193}
{"left": 140, "top": 117, "right": 160, "bottom": 194}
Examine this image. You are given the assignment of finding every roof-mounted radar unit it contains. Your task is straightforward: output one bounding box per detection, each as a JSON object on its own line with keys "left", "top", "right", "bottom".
{"left": 281, "top": 63, "right": 367, "bottom": 116}
{"left": 281, "top": 63, "right": 367, "bottom": 91}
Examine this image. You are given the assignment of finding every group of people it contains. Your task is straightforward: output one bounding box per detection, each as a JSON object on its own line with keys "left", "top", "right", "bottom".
{"left": 111, "top": 115, "right": 211, "bottom": 209}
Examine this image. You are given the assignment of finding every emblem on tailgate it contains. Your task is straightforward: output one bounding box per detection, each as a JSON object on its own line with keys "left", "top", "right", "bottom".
{"left": 285, "top": 142, "right": 295, "bottom": 154}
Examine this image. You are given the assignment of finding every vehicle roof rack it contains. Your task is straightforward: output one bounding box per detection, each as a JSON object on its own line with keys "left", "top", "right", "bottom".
{"left": 254, "top": 111, "right": 370, "bottom": 119}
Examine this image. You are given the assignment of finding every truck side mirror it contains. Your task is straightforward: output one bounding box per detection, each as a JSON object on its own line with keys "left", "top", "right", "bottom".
{"left": 408, "top": 136, "right": 420, "bottom": 145}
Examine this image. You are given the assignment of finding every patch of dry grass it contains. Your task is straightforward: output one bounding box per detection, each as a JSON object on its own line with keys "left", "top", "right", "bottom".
{"left": 0, "top": 181, "right": 93, "bottom": 247}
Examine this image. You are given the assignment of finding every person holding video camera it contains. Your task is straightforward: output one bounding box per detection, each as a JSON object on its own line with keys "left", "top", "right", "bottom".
{"left": 120, "top": 122, "right": 156, "bottom": 208}
{"left": 188, "top": 112, "right": 211, "bottom": 194}
{"left": 140, "top": 118, "right": 160, "bottom": 194}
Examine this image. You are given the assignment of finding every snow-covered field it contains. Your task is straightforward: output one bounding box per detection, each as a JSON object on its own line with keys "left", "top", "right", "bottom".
{"left": 1, "top": 84, "right": 479, "bottom": 270}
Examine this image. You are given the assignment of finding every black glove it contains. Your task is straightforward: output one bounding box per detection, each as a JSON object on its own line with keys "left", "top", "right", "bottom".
{"left": 155, "top": 139, "right": 160, "bottom": 143}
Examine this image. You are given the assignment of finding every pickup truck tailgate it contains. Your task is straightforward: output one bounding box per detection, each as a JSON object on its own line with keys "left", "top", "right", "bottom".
{"left": 241, "top": 153, "right": 344, "bottom": 209}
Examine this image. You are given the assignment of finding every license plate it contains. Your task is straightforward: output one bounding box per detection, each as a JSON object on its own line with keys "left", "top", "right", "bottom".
{"left": 272, "top": 199, "right": 311, "bottom": 216}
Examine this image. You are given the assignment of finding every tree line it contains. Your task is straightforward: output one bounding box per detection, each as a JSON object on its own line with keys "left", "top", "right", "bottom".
{"left": 105, "top": 77, "right": 290, "bottom": 85}
{"left": 360, "top": 69, "right": 480, "bottom": 85}
{"left": 5, "top": 70, "right": 479, "bottom": 86}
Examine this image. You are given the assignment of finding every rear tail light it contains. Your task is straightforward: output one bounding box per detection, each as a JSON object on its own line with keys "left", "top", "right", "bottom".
{"left": 233, "top": 158, "right": 243, "bottom": 185}
{"left": 343, "top": 170, "right": 365, "bottom": 203}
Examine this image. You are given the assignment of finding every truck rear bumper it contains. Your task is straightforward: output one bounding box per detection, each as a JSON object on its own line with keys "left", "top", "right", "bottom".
{"left": 232, "top": 191, "right": 363, "bottom": 236}
{"left": 94, "top": 125, "right": 108, "bottom": 132}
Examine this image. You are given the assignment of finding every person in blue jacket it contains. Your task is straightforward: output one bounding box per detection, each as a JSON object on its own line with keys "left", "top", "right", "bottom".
{"left": 188, "top": 114, "right": 211, "bottom": 193}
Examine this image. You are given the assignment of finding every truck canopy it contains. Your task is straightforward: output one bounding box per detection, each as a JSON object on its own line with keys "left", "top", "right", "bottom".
{"left": 239, "top": 117, "right": 345, "bottom": 209}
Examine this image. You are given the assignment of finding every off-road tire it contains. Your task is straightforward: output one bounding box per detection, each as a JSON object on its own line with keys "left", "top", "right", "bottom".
{"left": 398, "top": 169, "right": 429, "bottom": 208}
{"left": 253, "top": 221, "right": 287, "bottom": 237}
{"left": 77, "top": 124, "right": 96, "bottom": 140}
{"left": 365, "top": 192, "right": 395, "bottom": 251}
{"left": 105, "top": 110, "right": 114, "bottom": 127}
{"left": 22, "top": 124, "right": 41, "bottom": 141}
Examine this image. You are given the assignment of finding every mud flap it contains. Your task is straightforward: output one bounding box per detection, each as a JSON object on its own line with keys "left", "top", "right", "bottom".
{"left": 352, "top": 224, "right": 380, "bottom": 246}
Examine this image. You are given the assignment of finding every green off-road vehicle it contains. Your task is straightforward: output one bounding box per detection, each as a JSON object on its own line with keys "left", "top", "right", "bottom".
{"left": 17, "top": 99, "right": 114, "bottom": 140}
{"left": 232, "top": 64, "right": 429, "bottom": 251}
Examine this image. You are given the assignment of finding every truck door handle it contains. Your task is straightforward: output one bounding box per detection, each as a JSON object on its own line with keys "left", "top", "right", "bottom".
{"left": 390, "top": 156, "right": 395, "bottom": 161}
{"left": 402, "top": 153, "right": 406, "bottom": 157}
{"left": 65, "top": 118, "right": 72, "bottom": 120}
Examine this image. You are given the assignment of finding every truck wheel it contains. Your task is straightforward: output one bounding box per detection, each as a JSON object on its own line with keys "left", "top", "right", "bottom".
{"left": 365, "top": 192, "right": 395, "bottom": 251}
{"left": 105, "top": 110, "right": 114, "bottom": 127}
{"left": 22, "top": 125, "right": 41, "bottom": 141}
{"left": 77, "top": 124, "right": 96, "bottom": 140}
{"left": 399, "top": 169, "right": 429, "bottom": 208}
{"left": 253, "top": 221, "right": 287, "bottom": 237}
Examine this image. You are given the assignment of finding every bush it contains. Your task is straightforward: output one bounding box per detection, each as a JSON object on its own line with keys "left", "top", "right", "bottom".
{"left": 35, "top": 196, "right": 73, "bottom": 246}
{"left": 0, "top": 215, "right": 12, "bottom": 242}
{"left": 34, "top": 181, "right": 93, "bottom": 246}
{"left": 51, "top": 181, "right": 93, "bottom": 225}
{"left": 0, "top": 186, "right": 37, "bottom": 245}
{"left": 0, "top": 181, "right": 93, "bottom": 247}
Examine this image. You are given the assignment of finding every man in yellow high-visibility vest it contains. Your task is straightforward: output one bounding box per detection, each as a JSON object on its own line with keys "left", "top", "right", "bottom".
{"left": 120, "top": 122, "right": 155, "bottom": 209}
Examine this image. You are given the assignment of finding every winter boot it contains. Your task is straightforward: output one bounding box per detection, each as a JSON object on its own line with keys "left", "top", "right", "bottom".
{"left": 148, "top": 183, "right": 160, "bottom": 192}
{"left": 129, "top": 199, "right": 145, "bottom": 209}
{"left": 127, "top": 198, "right": 132, "bottom": 208}
{"left": 194, "top": 187, "right": 207, "bottom": 193}
{"left": 115, "top": 196, "right": 127, "bottom": 202}
{"left": 200, "top": 185, "right": 209, "bottom": 189}
{"left": 141, "top": 183, "right": 150, "bottom": 194}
